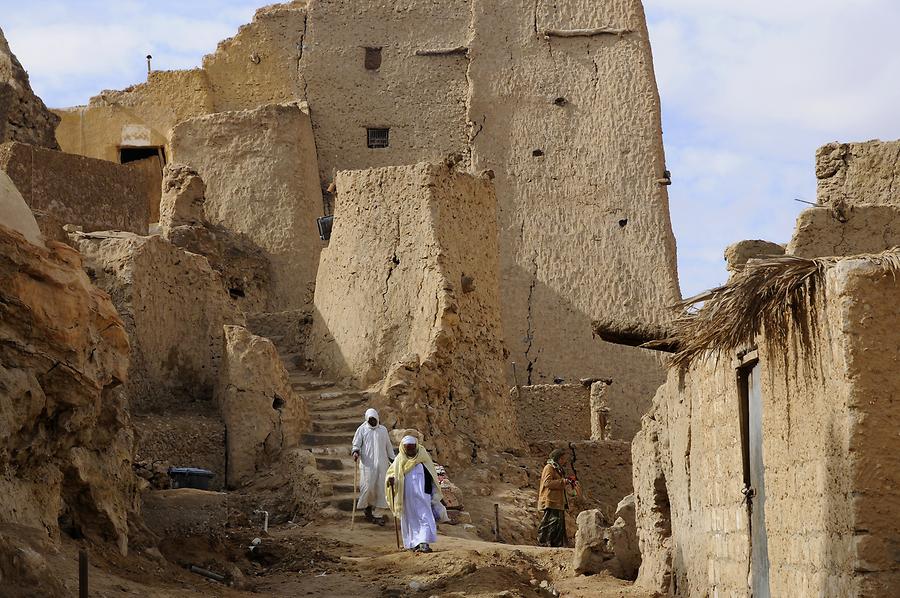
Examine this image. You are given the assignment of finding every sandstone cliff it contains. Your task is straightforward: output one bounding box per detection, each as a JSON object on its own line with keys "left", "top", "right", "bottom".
{"left": 0, "top": 27, "right": 59, "bottom": 149}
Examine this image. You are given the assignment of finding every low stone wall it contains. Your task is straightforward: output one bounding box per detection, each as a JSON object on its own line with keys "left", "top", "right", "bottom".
{"left": 787, "top": 204, "right": 900, "bottom": 258}
{"left": 0, "top": 142, "right": 149, "bottom": 233}
{"left": 817, "top": 140, "right": 900, "bottom": 207}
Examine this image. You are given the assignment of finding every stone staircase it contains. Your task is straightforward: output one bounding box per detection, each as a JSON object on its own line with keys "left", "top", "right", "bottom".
{"left": 272, "top": 342, "right": 369, "bottom": 515}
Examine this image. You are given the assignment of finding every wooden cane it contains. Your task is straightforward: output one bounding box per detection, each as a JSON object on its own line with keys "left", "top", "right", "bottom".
{"left": 390, "top": 480, "right": 400, "bottom": 550}
{"left": 350, "top": 457, "right": 359, "bottom": 530}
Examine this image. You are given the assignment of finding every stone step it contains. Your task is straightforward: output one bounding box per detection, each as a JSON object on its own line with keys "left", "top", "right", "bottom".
{"left": 323, "top": 492, "right": 357, "bottom": 512}
{"left": 315, "top": 457, "right": 347, "bottom": 471}
{"left": 312, "top": 419, "right": 361, "bottom": 434}
{"left": 291, "top": 379, "right": 338, "bottom": 392}
{"left": 330, "top": 482, "right": 356, "bottom": 494}
{"left": 302, "top": 432, "right": 352, "bottom": 447}
{"left": 307, "top": 394, "right": 370, "bottom": 412}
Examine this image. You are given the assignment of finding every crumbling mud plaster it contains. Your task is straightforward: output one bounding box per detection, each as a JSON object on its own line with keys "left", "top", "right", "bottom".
{"left": 299, "top": 0, "right": 471, "bottom": 182}
{"left": 0, "top": 141, "right": 150, "bottom": 234}
{"left": 74, "top": 232, "right": 245, "bottom": 413}
{"left": 0, "top": 27, "right": 59, "bottom": 149}
{"left": 0, "top": 186, "right": 138, "bottom": 556}
{"left": 816, "top": 139, "right": 900, "bottom": 207}
{"left": 311, "top": 162, "right": 521, "bottom": 466}
{"left": 217, "top": 325, "right": 310, "bottom": 489}
{"left": 633, "top": 259, "right": 900, "bottom": 597}
{"left": 53, "top": 3, "right": 306, "bottom": 163}
{"left": 787, "top": 204, "right": 900, "bottom": 258}
{"left": 468, "top": 0, "right": 680, "bottom": 390}
{"left": 171, "top": 103, "right": 323, "bottom": 312}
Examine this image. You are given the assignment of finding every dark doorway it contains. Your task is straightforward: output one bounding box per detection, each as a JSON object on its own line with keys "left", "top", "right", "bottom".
{"left": 738, "top": 354, "right": 771, "bottom": 597}
{"left": 119, "top": 146, "right": 166, "bottom": 223}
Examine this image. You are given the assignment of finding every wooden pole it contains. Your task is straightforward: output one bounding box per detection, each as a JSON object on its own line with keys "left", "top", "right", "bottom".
{"left": 350, "top": 458, "right": 359, "bottom": 530}
{"left": 391, "top": 482, "right": 401, "bottom": 550}
{"left": 494, "top": 503, "right": 501, "bottom": 542}
{"left": 79, "top": 550, "right": 88, "bottom": 598}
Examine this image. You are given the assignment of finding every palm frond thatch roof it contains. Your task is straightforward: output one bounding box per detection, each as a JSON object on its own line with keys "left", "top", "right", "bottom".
{"left": 669, "top": 249, "right": 900, "bottom": 368}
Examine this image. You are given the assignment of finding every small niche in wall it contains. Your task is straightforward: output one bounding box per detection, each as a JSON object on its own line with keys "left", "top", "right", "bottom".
{"left": 367, "top": 128, "right": 390, "bottom": 149}
{"left": 364, "top": 47, "right": 382, "bottom": 70}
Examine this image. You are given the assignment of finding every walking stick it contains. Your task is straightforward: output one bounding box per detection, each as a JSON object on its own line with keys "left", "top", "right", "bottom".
{"left": 390, "top": 481, "right": 400, "bottom": 550}
{"left": 350, "top": 457, "right": 359, "bottom": 530}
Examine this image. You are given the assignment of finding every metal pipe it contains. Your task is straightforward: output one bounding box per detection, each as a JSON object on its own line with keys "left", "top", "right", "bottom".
{"left": 254, "top": 509, "right": 269, "bottom": 533}
{"left": 190, "top": 565, "right": 226, "bottom": 583}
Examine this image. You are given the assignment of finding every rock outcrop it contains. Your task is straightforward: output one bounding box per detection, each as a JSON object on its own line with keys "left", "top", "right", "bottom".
{"left": 0, "top": 27, "right": 59, "bottom": 149}
{"left": 160, "top": 163, "right": 272, "bottom": 312}
{"left": 73, "top": 232, "right": 245, "bottom": 413}
{"left": 0, "top": 179, "right": 138, "bottom": 558}
{"left": 311, "top": 162, "right": 521, "bottom": 466}
{"left": 217, "top": 326, "right": 310, "bottom": 488}
{"left": 573, "top": 494, "right": 640, "bottom": 579}
{"left": 0, "top": 169, "right": 42, "bottom": 247}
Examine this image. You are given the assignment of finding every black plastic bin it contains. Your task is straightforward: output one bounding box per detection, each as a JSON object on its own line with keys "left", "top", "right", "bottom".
{"left": 168, "top": 467, "right": 215, "bottom": 490}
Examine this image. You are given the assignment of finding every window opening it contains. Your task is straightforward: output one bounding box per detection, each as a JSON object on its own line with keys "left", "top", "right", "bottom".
{"left": 364, "top": 47, "right": 382, "bottom": 70}
{"left": 367, "top": 128, "right": 390, "bottom": 149}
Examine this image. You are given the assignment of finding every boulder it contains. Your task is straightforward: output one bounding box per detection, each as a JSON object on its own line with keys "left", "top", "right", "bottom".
{"left": 217, "top": 326, "right": 310, "bottom": 488}
{"left": 0, "top": 169, "right": 43, "bottom": 247}
{"left": 573, "top": 494, "right": 640, "bottom": 580}
{"left": 160, "top": 163, "right": 272, "bottom": 312}
{"left": 73, "top": 232, "right": 245, "bottom": 413}
{"left": 0, "top": 27, "right": 59, "bottom": 149}
{"left": 0, "top": 189, "right": 138, "bottom": 560}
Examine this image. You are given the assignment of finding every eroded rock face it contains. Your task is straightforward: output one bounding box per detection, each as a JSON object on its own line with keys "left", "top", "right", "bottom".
{"left": 217, "top": 326, "right": 310, "bottom": 488}
{"left": 0, "top": 27, "right": 59, "bottom": 149}
{"left": 160, "top": 163, "right": 272, "bottom": 312}
{"left": 73, "top": 232, "right": 245, "bottom": 413}
{"left": 0, "top": 193, "right": 138, "bottom": 557}
{"left": 0, "top": 169, "right": 43, "bottom": 247}
{"left": 573, "top": 495, "right": 640, "bottom": 579}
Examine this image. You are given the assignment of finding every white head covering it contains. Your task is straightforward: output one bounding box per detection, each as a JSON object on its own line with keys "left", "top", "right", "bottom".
{"left": 364, "top": 408, "right": 379, "bottom": 423}
{"left": 401, "top": 435, "right": 417, "bottom": 446}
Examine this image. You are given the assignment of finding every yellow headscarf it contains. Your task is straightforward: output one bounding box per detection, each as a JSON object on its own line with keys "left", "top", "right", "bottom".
{"left": 385, "top": 441, "right": 443, "bottom": 518}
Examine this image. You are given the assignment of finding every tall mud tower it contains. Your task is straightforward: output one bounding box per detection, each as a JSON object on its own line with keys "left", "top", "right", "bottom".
{"left": 301, "top": 0, "right": 680, "bottom": 389}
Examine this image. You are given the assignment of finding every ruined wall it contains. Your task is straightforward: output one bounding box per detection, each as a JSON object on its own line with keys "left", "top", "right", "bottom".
{"left": 511, "top": 384, "right": 591, "bottom": 442}
{"left": 299, "top": 0, "right": 471, "bottom": 183}
{"left": 0, "top": 141, "right": 150, "bottom": 234}
{"left": 787, "top": 204, "right": 900, "bottom": 258}
{"left": 817, "top": 140, "right": 900, "bottom": 207}
{"left": 54, "top": 69, "right": 214, "bottom": 163}
{"left": 170, "top": 102, "right": 323, "bottom": 312}
{"left": 74, "top": 232, "right": 245, "bottom": 413}
{"left": 633, "top": 259, "right": 900, "bottom": 597}
{"left": 54, "top": 3, "right": 306, "bottom": 165}
{"left": 202, "top": 2, "right": 306, "bottom": 113}
{"left": 0, "top": 27, "right": 59, "bottom": 149}
{"left": 311, "top": 162, "right": 521, "bottom": 466}
{"left": 468, "top": 0, "right": 680, "bottom": 389}
{"left": 0, "top": 182, "right": 138, "bottom": 555}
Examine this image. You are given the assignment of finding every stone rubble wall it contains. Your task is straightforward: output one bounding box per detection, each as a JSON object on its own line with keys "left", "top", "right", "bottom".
{"left": 170, "top": 103, "right": 323, "bottom": 313}
{"left": 632, "top": 258, "right": 900, "bottom": 597}
{"left": 311, "top": 161, "right": 521, "bottom": 466}
{"left": 0, "top": 141, "right": 150, "bottom": 234}
{"left": 0, "top": 27, "right": 59, "bottom": 149}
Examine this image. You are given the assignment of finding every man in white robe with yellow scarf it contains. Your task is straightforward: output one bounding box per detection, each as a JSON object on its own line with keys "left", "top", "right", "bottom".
{"left": 385, "top": 435, "right": 444, "bottom": 552}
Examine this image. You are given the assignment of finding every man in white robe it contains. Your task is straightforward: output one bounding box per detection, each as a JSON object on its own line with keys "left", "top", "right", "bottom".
{"left": 351, "top": 408, "right": 395, "bottom": 525}
{"left": 386, "top": 436, "right": 444, "bottom": 552}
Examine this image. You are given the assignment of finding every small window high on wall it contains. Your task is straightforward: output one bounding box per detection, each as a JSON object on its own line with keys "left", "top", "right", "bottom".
{"left": 364, "top": 47, "right": 382, "bottom": 70}
{"left": 367, "top": 128, "right": 390, "bottom": 149}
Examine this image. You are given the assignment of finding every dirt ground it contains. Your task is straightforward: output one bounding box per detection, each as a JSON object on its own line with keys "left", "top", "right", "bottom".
{"left": 37, "top": 492, "right": 651, "bottom": 598}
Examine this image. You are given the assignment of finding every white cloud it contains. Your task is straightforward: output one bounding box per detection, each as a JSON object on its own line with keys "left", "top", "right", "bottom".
{"left": 646, "top": 0, "right": 900, "bottom": 295}
{"left": 0, "top": 0, "right": 260, "bottom": 107}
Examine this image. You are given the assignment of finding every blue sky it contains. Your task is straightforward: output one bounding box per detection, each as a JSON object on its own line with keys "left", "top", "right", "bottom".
{"left": 3, "top": 0, "right": 899, "bottom": 296}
